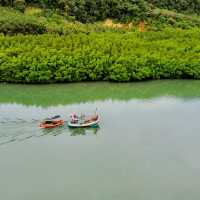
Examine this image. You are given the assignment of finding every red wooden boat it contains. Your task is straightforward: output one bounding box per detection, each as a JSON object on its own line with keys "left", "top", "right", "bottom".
{"left": 39, "top": 116, "right": 65, "bottom": 129}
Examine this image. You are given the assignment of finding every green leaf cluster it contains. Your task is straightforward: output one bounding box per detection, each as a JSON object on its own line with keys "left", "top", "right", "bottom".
{"left": 148, "top": 0, "right": 200, "bottom": 15}
{"left": 0, "top": 6, "right": 46, "bottom": 34}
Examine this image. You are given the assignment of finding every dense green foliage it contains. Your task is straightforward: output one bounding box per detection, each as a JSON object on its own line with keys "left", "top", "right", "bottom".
{"left": 1, "top": 5, "right": 200, "bottom": 36}
{"left": 0, "top": 6, "right": 117, "bottom": 35}
{"left": 0, "top": 2, "right": 200, "bottom": 84}
{"left": 0, "top": 29, "right": 200, "bottom": 83}
{"left": 148, "top": 0, "right": 200, "bottom": 14}
{"left": 63, "top": 0, "right": 148, "bottom": 23}
{"left": 0, "top": 0, "right": 149, "bottom": 22}
{"left": 1, "top": 1, "right": 200, "bottom": 36}
{"left": 0, "top": 7, "right": 46, "bottom": 34}
{"left": 149, "top": 9, "right": 200, "bottom": 30}
{"left": 1, "top": 0, "right": 200, "bottom": 23}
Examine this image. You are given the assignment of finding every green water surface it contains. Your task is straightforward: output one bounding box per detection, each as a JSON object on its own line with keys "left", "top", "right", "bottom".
{"left": 1, "top": 80, "right": 200, "bottom": 106}
{"left": 0, "top": 80, "right": 200, "bottom": 200}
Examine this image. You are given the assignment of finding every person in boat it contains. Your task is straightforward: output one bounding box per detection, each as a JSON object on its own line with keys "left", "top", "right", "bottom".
{"left": 40, "top": 115, "right": 65, "bottom": 128}
{"left": 42, "top": 120, "right": 57, "bottom": 125}
{"left": 42, "top": 115, "right": 62, "bottom": 125}
{"left": 70, "top": 112, "right": 98, "bottom": 124}
{"left": 70, "top": 113, "right": 79, "bottom": 124}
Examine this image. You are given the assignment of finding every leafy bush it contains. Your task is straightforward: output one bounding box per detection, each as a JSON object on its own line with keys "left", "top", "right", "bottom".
{"left": 0, "top": 6, "right": 123, "bottom": 35}
{"left": 148, "top": 0, "right": 200, "bottom": 15}
{"left": 13, "top": 0, "right": 26, "bottom": 12}
{"left": 0, "top": 7, "right": 46, "bottom": 34}
{"left": 1, "top": 0, "right": 149, "bottom": 22}
{"left": 63, "top": 0, "right": 149, "bottom": 23}
{"left": 1, "top": 0, "right": 200, "bottom": 24}
{"left": 0, "top": 29, "right": 200, "bottom": 83}
{"left": 148, "top": 9, "right": 200, "bottom": 30}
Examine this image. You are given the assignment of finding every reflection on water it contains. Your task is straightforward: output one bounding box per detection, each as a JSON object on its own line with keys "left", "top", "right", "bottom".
{"left": 0, "top": 124, "right": 38, "bottom": 146}
{"left": 1, "top": 80, "right": 200, "bottom": 107}
{"left": 0, "top": 102, "right": 102, "bottom": 145}
{"left": 0, "top": 97, "right": 200, "bottom": 146}
{"left": 0, "top": 125, "right": 100, "bottom": 146}
{"left": 1, "top": 96, "right": 200, "bottom": 200}
{"left": 0, "top": 120, "right": 100, "bottom": 146}
{"left": 41, "top": 125, "right": 100, "bottom": 137}
{"left": 69, "top": 126, "right": 100, "bottom": 136}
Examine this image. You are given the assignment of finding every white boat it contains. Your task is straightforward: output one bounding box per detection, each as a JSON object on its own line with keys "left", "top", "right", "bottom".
{"left": 68, "top": 113, "right": 100, "bottom": 128}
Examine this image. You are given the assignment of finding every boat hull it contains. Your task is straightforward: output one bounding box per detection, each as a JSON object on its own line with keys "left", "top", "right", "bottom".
{"left": 68, "top": 116, "right": 100, "bottom": 128}
{"left": 40, "top": 120, "right": 65, "bottom": 129}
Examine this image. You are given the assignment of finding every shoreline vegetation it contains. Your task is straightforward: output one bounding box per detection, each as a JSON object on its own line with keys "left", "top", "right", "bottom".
{"left": 1, "top": 29, "right": 200, "bottom": 83}
{"left": 0, "top": 1, "right": 200, "bottom": 83}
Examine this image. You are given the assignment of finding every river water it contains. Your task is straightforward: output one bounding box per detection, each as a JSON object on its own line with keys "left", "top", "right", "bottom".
{"left": 0, "top": 81, "right": 200, "bottom": 200}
